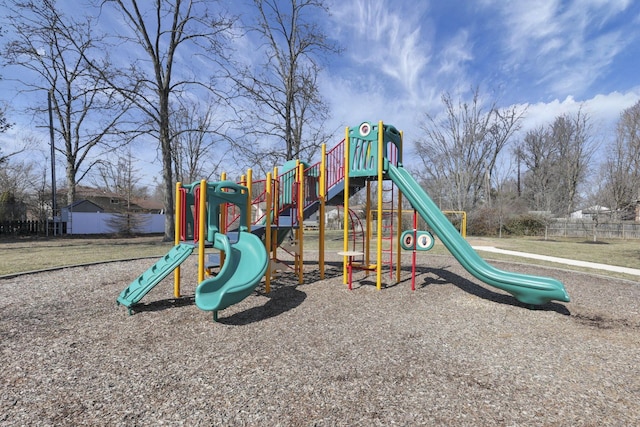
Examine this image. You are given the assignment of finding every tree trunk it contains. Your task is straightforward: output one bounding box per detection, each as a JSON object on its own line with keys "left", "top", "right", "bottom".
{"left": 160, "top": 96, "right": 174, "bottom": 242}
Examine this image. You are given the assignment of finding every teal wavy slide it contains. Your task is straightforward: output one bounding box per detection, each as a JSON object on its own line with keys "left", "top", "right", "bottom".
{"left": 195, "top": 231, "right": 268, "bottom": 316}
{"left": 387, "top": 164, "right": 570, "bottom": 305}
{"left": 117, "top": 243, "right": 194, "bottom": 309}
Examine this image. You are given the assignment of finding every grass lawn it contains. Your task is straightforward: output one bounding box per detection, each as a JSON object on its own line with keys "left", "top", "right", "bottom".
{"left": 306, "top": 230, "right": 640, "bottom": 282}
{"left": 0, "top": 235, "right": 172, "bottom": 276}
{"left": 467, "top": 235, "right": 640, "bottom": 269}
{"left": 1, "top": 231, "right": 639, "bottom": 281}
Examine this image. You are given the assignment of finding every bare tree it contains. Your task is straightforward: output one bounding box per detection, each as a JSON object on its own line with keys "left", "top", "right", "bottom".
{"left": 0, "top": 26, "right": 14, "bottom": 164}
{"left": 519, "top": 109, "right": 596, "bottom": 216}
{"left": 2, "top": 1, "right": 130, "bottom": 206}
{"left": 489, "top": 156, "right": 528, "bottom": 237}
{"left": 553, "top": 111, "right": 597, "bottom": 216}
{"left": 94, "top": 148, "right": 149, "bottom": 235}
{"left": 230, "top": 0, "right": 340, "bottom": 172}
{"left": 85, "top": 0, "right": 235, "bottom": 240}
{"left": 415, "top": 88, "right": 525, "bottom": 211}
{"left": 92, "top": 148, "right": 147, "bottom": 200}
{"left": 517, "top": 126, "right": 559, "bottom": 213}
{"left": 599, "top": 100, "right": 640, "bottom": 217}
{"left": 0, "top": 104, "right": 10, "bottom": 135}
{"left": 0, "top": 158, "right": 39, "bottom": 221}
{"left": 0, "top": 105, "right": 13, "bottom": 165}
{"left": 170, "top": 99, "right": 227, "bottom": 183}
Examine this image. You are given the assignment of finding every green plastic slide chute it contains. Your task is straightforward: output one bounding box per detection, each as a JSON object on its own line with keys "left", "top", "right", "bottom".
{"left": 116, "top": 243, "right": 195, "bottom": 311}
{"left": 195, "top": 230, "right": 269, "bottom": 320}
{"left": 386, "top": 163, "right": 570, "bottom": 305}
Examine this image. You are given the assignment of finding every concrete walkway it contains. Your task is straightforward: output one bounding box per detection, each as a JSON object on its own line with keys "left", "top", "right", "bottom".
{"left": 472, "top": 246, "right": 640, "bottom": 277}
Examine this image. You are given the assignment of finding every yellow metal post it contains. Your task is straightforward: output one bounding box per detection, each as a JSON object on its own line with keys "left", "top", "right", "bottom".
{"left": 342, "top": 126, "right": 350, "bottom": 285}
{"left": 376, "top": 120, "right": 384, "bottom": 290}
{"left": 396, "top": 130, "right": 404, "bottom": 283}
{"left": 265, "top": 172, "right": 272, "bottom": 293}
{"left": 319, "top": 144, "right": 326, "bottom": 279}
{"left": 220, "top": 172, "right": 227, "bottom": 233}
{"left": 443, "top": 210, "right": 467, "bottom": 238}
{"left": 198, "top": 179, "right": 207, "bottom": 284}
{"left": 174, "top": 182, "right": 182, "bottom": 298}
{"left": 246, "top": 168, "right": 253, "bottom": 231}
{"left": 461, "top": 211, "right": 467, "bottom": 238}
{"left": 365, "top": 180, "right": 372, "bottom": 274}
{"left": 220, "top": 172, "right": 227, "bottom": 267}
{"left": 272, "top": 166, "right": 279, "bottom": 260}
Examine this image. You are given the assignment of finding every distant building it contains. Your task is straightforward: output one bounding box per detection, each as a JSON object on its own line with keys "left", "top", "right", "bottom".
{"left": 58, "top": 186, "right": 163, "bottom": 214}
{"left": 57, "top": 186, "right": 165, "bottom": 235}
{"left": 569, "top": 206, "right": 611, "bottom": 220}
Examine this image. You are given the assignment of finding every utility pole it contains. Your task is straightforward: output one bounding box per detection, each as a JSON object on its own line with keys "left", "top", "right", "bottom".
{"left": 48, "top": 90, "right": 57, "bottom": 236}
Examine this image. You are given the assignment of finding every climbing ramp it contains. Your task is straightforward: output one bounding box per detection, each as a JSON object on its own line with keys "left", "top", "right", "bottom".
{"left": 116, "top": 243, "right": 194, "bottom": 310}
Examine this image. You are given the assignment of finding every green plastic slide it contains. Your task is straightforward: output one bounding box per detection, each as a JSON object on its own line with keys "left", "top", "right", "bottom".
{"left": 387, "top": 164, "right": 570, "bottom": 305}
{"left": 195, "top": 231, "right": 268, "bottom": 319}
{"left": 116, "top": 243, "right": 194, "bottom": 309}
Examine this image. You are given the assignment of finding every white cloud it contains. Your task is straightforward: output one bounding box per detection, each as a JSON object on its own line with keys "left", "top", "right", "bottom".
{"left": 331, "top": 0, "right": 432, "bottom": 95}
{"left": 483, "top": 0, "right": 636, "bottom": 97}
{"left": 516, "top": 88, "right": 640, "bottom": 142}
{"left": 437, "top": 30, "right": 473, "bottom": 75}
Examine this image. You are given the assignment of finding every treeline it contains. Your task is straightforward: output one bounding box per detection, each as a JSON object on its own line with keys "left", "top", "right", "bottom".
{"left": 414, "top": 93, "right": 640, "bottom": 228}
{"left": 0, "top": 1, "right": 338, "bottom": 241}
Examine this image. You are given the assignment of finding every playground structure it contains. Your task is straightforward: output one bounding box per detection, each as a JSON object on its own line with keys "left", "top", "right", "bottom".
{"left": 117, "top": 120, "right": 570, "bottom": 320}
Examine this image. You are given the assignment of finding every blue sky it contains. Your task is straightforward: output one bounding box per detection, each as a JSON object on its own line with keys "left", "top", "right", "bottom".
{"left": 2, "top": 0, "right": 640, "bottom": 187}
{"left": 325, "top": 0, "right": 640, "bottom": 137}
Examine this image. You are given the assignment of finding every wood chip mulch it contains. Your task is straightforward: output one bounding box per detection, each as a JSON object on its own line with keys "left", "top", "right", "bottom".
{"left": 1, "top": 251, "right": 639, "bottom": 426}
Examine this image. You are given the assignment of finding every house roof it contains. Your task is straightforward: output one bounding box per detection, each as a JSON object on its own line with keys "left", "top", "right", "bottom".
{"left": 581, "top": 205, "right": 611, "bottom": 214}
{"left": 131, "top": 197, "right": 164, "bottom": 212}
{"left": 63, "top": 199, "right": 104, "bottom": 212}
{"left": 57, "top": 185, "right": 164, "bottom": 213}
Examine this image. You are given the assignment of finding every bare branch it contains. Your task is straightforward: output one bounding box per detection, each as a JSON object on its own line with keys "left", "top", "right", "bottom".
{"left": 228, "top": 0, "right": 341, "bottom": 171}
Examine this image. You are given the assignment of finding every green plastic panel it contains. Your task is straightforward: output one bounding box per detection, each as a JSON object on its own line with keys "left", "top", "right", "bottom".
{"left": 348, "top": 121, "right": 402, "bottom": 178}
{"left": 401, "top": 230, "right": 435, "bottom": 251}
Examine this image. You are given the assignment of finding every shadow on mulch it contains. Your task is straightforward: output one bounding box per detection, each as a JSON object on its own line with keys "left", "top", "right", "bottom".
{"left": 413, "top": 265, "right": 571, "bottom": 315}
{"left": 218, "top": 285, "right": 307, "bottom": 325}
{"left": 123, "top": 285, "right": 308, "bottom": 326}
{"left": 128, "top": 295, "right": 196, "bottom": 314}
{"left": 126, "top": 259, "right": 571, "bottom": 321}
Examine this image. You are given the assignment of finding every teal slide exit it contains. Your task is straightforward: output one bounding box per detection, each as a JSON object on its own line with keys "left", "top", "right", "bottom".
{"left": 387, "top": 163, "right": 570, "bottom": 305}
{"left": 195, "top": 231, "right": 269, "bottom": 316}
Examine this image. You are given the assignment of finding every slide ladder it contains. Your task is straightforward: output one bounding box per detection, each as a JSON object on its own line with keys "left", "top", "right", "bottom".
{"left": 116, "top": 243, "right": 194, "bottom": 312}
